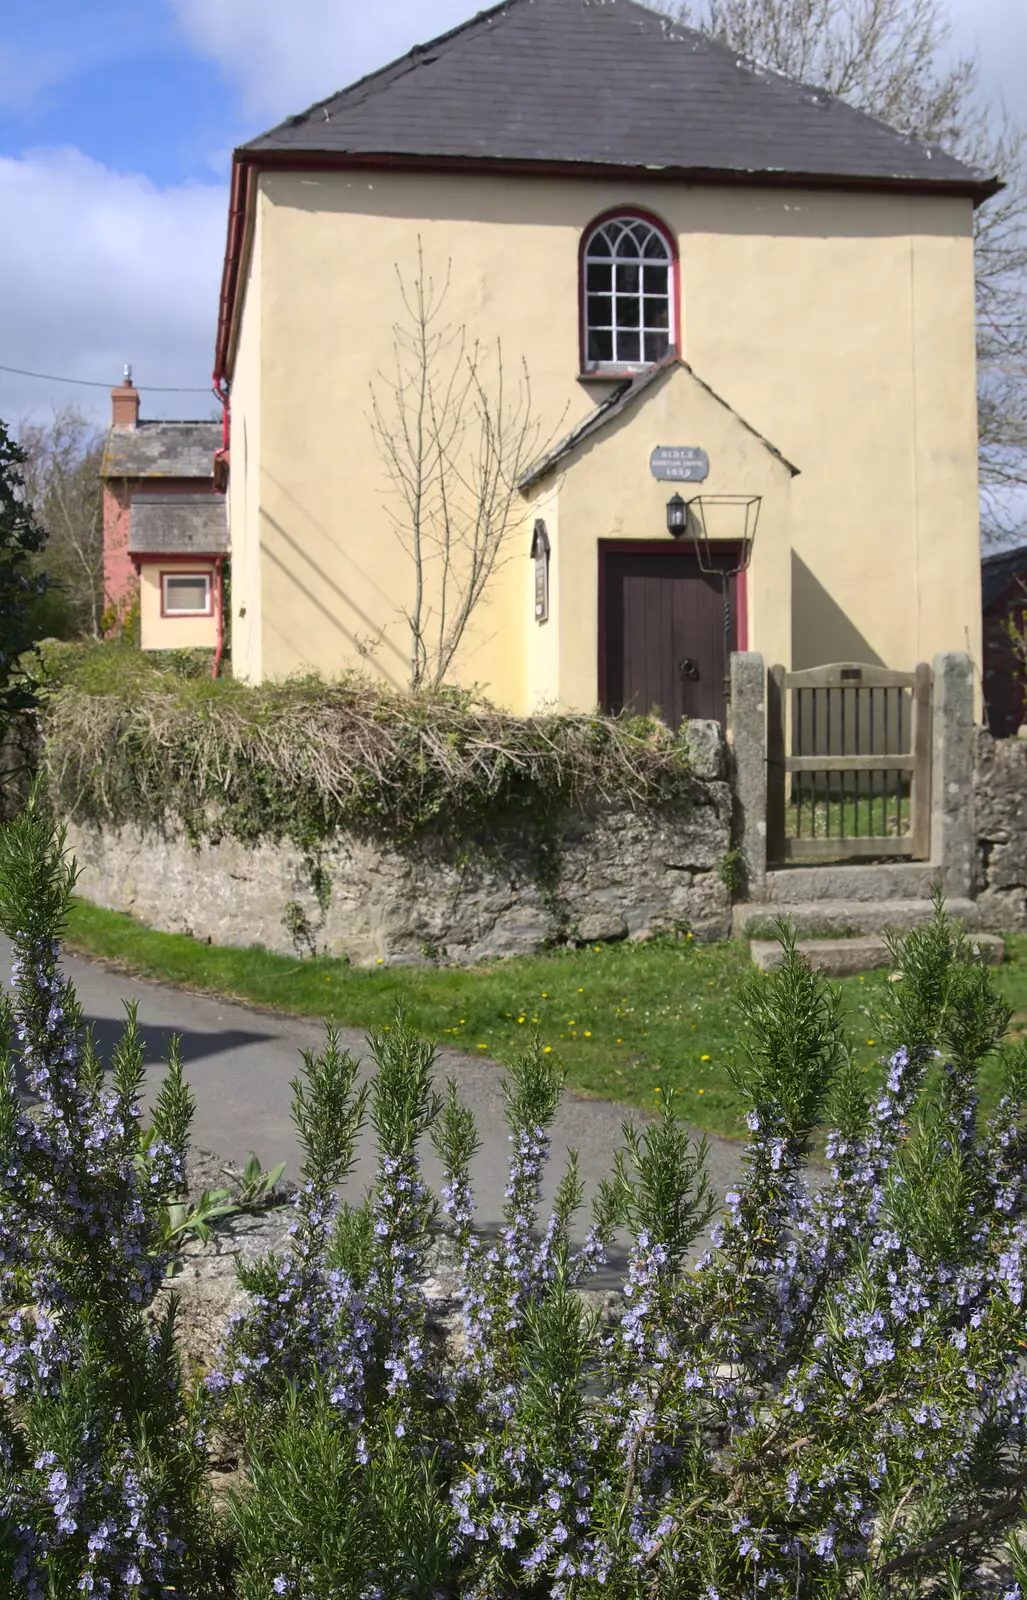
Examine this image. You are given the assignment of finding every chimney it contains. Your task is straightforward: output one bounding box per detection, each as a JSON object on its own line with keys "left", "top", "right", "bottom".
{"left": 111, "top": 363, "right": 139, "bottom": 429}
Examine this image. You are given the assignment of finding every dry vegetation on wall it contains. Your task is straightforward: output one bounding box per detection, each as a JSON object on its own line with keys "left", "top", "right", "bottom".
{"left": 37, "top": 643, "right": 694, "bottom": 854}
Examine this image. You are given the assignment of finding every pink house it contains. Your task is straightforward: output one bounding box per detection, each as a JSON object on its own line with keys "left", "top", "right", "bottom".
{"left": 101, "top": 372, "right": 228, "bottom": 660}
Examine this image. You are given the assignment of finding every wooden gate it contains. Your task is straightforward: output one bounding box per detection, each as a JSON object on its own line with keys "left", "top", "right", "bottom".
{"left": 767, "top": 662, "right": 932, "bottom": 863}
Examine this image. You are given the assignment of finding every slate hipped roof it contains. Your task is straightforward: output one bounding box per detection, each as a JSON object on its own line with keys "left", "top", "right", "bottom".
{"left": 103, "top": 422, "right": 223, "bottom": 480}
{"left": 245, "top": 0, "right": 995, "bottom": 200}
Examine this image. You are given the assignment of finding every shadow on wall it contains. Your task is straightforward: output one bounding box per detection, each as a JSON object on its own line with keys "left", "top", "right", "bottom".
{"left": 790, "top": 550, "right": 884, "bottom": 671}
{"left": 260, "top": 466, "right": 411, "bottom": 685}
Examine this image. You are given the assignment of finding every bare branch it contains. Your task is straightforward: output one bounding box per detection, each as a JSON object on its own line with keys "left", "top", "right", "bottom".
{"left": 672, "top": 0, "right": 1027, "bottom": 536}
{"left": 370, "top": 247, "right": 559, "bottom": 690}
{"left": 16, "top": 405, "right": 106, "bottom": 636}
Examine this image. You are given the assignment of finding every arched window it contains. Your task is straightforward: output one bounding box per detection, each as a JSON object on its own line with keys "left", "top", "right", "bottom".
{"left": 582, "top": 212, "right": 676, "bottom": 373}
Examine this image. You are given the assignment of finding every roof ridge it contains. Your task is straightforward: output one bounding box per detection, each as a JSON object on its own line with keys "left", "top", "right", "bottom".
{"left": 983, "top": 543, "right": 1027, "bottom": 565}
{"left": 250, "top": 0, "right": 986, "bottom": 183}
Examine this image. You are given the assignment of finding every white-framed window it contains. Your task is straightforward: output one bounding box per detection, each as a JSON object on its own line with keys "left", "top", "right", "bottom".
{"left": 161, "top": 571, "right": 213, "bottom": 616}
{"left": 582, "top": 213, "right": 675, "bottom": 373}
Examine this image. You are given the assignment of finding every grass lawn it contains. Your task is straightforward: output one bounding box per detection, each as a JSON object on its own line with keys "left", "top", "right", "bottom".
{"left": 63, "top": 900, "right": 1027, "bottom": 1142}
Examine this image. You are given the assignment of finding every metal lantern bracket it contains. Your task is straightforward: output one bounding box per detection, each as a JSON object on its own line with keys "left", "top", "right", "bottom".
{"left": 684, "top": 494, "right": 762, "bottom": 577}
{"left": 674, "top": 493, "right": 763, "bottom": 704}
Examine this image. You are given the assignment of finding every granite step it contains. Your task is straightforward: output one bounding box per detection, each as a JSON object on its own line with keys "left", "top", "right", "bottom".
{"left": 763, "top": 863, "right": 941, "bottom": 903}
{"left": 733, "top": 897, "right": 979, "bottom": 940}
{"left": 751, "top": 932, "right": 1005, "bottom": 977}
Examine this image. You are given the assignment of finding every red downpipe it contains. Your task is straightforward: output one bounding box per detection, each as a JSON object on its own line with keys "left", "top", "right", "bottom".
{"left": 212, "top": 379, "right": 230, "bottom": 486}
{"left": 211, "top": 380, "right": 229, "bottom": 680}
{"left": 212, "top": 556, "right": 226, "bottom": 681}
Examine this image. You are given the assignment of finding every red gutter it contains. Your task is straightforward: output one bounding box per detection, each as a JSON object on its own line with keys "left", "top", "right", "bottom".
{"left": 214, "top": 153, "right": 254, "bottom": 382}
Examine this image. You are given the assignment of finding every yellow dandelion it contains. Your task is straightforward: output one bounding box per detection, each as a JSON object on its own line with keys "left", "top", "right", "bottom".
{"left": 376, "top": 958, "right": 383, "bottom": 965}
{"left": 544, "top": 1045, "right": 552, "bottom": 1054}
{"left": 477, "top": 1043, "right": 487, "bottom": 1049}
{"left": 459, "top": 1019, "right": 465, "bottom": 1025}
{"left": 867, "top": 1039, "right": 875, "bottom": 1047}
{"left": 568, "top": 1019, "right": 575, "bottom": 1025}
{"left": 701, "top": 1054, "right": 711, "bottom": 1062}
{"left": 518, "top": 1016, "right": 526, "bottom": 1024}
{"left": 686, "top": 932, "right": 694, "bottom": 940}
{"left": 698, "top": 1088, "right": 705, "bottom": 1094}
{"left": 584, "top": 1031, "right": 592, "bottom": 1038}
{"left": 616, "top": 1037, "right": 622, "bottom": 1044}
{"left": 578, "top": 987, "right": 584, "bottom": 993}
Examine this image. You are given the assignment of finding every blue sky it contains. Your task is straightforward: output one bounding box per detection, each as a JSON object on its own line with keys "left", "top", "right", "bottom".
{"left": 0, "top": 0, "right": 1024, "bottom": 427}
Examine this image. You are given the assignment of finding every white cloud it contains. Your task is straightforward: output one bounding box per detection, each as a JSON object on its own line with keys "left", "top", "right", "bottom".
{"left": 169, "top": 0, "right": 473, "bottom": 126}
{"left": 0, "top": 147, "right": 226, "bottom": 429}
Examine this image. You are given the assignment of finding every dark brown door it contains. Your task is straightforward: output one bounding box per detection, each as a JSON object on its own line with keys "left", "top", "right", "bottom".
{"left": 601, "top": 546, "right": 736, "bottom": 727}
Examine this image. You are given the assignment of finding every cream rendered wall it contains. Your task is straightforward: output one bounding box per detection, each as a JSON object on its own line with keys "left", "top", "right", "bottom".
{"left": 227, "top": 191, "right": 264, "bottom": 683}
{"left": 527, "top": 363, "right": 794, "bottom": 711}
{"left": 238, "top": 169, "right": 980, "bottom": 706}
{"left": 677, "top": 191, "right": 981, "bottom": 674}
{"left": 139, "top": 562, "right": 218, "bottom": 651}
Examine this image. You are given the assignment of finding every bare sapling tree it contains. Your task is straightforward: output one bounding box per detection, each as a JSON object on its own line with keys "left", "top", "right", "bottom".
{"left": 673, "top": 0, "right": 1027, "bottom": 540}
{"left": 18, "top": 405, "right": 107, "bottom": 636}
{"left": 371, "top": 242, "right": 554, "bottom": 691}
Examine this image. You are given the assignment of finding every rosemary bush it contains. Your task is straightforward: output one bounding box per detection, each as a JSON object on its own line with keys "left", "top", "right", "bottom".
{"left": 0, "top": 810, "right": 218, "bottom": 1596}
{"left": 2, "top": 810, "right": 1027, "bottom": 1597}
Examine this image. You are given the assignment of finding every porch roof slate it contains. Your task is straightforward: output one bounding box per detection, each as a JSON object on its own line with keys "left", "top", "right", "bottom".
{"left": 518, "top": 355, "right": 799, "bottom": 490}
{"left": 244, "top": 0, "right": 996, "bottom": 202}
{"left": 129, "top": 495, "right": 229, "bottom": 557}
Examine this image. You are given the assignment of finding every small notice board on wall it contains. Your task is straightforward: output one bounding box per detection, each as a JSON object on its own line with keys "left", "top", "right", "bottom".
{"left": 531, "top": 520, "right": 550, "bottom": 622}
{"left": 649, "top": 446, "right": 710, "bottom": 483}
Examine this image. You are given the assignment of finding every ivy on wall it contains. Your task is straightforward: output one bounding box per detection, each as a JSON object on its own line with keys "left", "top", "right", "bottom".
{"left": 37, "top": 643, "right": 695, "bottom": 865}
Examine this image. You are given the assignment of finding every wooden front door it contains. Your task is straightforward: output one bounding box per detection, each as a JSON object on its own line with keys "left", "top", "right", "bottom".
{"left": 600, "top": 544, "right": 737, "bottom": 727}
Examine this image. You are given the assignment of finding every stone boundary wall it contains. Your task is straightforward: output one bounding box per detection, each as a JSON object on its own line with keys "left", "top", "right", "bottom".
{"left": 974, "top": 731, "right": 1027, "bottom": 932}
{"left": 67, "top": 723, "right": 733, "bottom": 965}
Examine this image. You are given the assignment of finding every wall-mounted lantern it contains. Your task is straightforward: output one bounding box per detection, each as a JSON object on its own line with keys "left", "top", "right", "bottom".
{"left": 665, "top": 493, "right": 688, "bottom": 537}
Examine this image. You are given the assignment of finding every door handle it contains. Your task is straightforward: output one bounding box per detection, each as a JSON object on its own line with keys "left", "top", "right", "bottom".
{"left": 678, "top": 657, "right": 699, "bottom": 681}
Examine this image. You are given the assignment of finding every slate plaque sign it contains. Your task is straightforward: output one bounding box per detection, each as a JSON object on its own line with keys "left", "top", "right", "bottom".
{"left": 649, "top": 446, "right": 710, "bottom": 483}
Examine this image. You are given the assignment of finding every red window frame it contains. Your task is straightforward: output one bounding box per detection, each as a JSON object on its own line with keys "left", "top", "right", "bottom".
{"left": 160, "top": 568, "right": 215, "bottom": 618}
{"left": 579, "top": 206, "right": 681, "bottom": 378}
